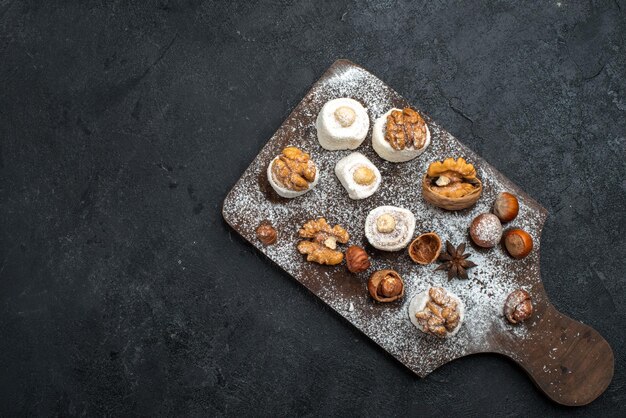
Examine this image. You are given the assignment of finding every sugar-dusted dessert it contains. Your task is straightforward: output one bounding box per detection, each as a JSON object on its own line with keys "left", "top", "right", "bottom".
{"left": 334, "top": 152, "right": 381, "bottom": 200}
{"left": 408, "top": 287, "right": 464, "bottom": 338}
{"left": 422, "top": 157, "right": 482, "bottom": 210}
{"left": 364, "top": 206, "right": 415, "bottom": 251}
{"left": 267, "top": 146, "right": 319, "bottom": 198}
{"left": 316, "top": 98, "right": 369, "bottom": 150}
{"left": 372, "top": 107, "right": 430, "bottom": 162}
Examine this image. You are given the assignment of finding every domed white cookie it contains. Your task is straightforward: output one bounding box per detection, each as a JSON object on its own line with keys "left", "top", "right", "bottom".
{"left": 372, "top": 108, "right": 431, "bottom": 162}
{"left": 267, "top": 155, "right": 319, "bottom": 198}
{"left": 334, "top": 152, "right": 381, "bottom": 200}
{"left": 408, "top": 289, "right": 465, "bottom": 337}
{"left": 316, "top": 98, "right": 369, "bottom": 150}
{"left": 364, "top": 206, "right": 415, "bottom": 251}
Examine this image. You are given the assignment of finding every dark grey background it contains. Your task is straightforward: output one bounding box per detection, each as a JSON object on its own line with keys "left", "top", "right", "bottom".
{"left": 1, "top": 0, "right": 625, "bottom": 416}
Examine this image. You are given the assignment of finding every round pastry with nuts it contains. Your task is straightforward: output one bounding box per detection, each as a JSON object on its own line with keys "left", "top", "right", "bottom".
{"left": 408, "top": 287, "right": 464, "bottom": 338}
{"left": 372, "top": 107, "right": 430, "bottom": 162}
{"left": 364, "top": 206, "right": 416, "bottom": 251}
{"left": 267, "top": 146, "right": 319, "bottom": 198}
{"left": 316, "top": 98, "right": 369, "bottom": 150}
{"left": 334, "top": 152, "right": 381, "bottom": 200}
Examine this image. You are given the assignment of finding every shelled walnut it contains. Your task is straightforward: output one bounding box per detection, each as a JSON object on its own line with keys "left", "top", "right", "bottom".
{"left": 413, "top": 287, "right": 462, "bottom": 337}
{"left": 297, "top": 218, "right": 349, "bottom": 265}
{"left": 384, "top": 108, "right": 428, "bottom": 150}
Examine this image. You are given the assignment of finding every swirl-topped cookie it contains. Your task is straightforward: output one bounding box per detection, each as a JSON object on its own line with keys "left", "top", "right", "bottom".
{"left": 364, "top": 206, "right": 416, "bottom": 251}
{"left": 316, "top": 98, "right": 369, "bottom": 150}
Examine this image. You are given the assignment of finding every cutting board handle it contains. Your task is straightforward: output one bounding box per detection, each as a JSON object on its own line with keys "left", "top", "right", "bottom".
{"left": 502, "top": 304, "right": 614, "bottom": 406}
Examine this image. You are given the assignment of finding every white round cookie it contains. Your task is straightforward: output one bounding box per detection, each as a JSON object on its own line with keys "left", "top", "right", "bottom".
{"left": 408, "top": 289, "right": 465, "bottom": 337}
{"left": 334, "top": 152, "right": 381, "bottom": 200}
{"left": 267, "top": 155, "right": 319, "bottom": 198}
{"left": 364, "top": 206, "right": 415, "bottom": 251}
{"left": 316, "top": 98, "right": 369, "bottom": 150}
{"left": 372, "top": 108, "right": 431, "bottom": 162}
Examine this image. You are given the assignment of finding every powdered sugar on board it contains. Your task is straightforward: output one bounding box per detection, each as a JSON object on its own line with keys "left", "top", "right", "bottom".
{"left": 222, "top": 61, "right": 548, "bottom": 376}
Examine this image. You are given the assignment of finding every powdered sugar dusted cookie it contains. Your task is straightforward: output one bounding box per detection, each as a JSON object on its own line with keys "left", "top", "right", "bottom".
{"left": 372, "top": 107, "right": 430, "bottom": 162}
{"left": 267, "top": 146, "right": 319, "bottom": 198}
{"left": 408, "top": 287, "right": 465, "bottom": 338}
{"left": 316, "top": 98, "right": 369, "bottom": 150}
{"left": 364, "top": 205, "right": 415, "bottom": 251}
{"left": 334, "top": 152, "right": 381, "bottom": 200}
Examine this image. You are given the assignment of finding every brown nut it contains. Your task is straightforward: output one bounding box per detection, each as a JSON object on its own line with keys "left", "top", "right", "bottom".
{"left": 368, "top": 270, "right": 404, "bottom": 302}
{"left": 256, "top": 223, "right": 277, "bottom": 245}
{"left": 345, "top": 245, "right": 370, "bottom": 273}
{"left": 504, "top": 289, "right": 533, "bottom": 324}
{"left": 504, "top": 229, "right": 533, "bottom": 259}
{"left": 422, "top": 157, "right": 482, "bottom": 211}
{"left": 469, "top": 213, "right": 502, "bottom": 248}
{"left": 408, "top": 232, "right": 442, "bottom": 265}
{"left": 493, "top": 192, "right": 519, "bottom": 223}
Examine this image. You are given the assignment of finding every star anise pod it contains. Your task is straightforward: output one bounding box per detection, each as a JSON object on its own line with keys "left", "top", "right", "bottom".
{"left": 434, "top": 241, "right": 477, "bottom": 280}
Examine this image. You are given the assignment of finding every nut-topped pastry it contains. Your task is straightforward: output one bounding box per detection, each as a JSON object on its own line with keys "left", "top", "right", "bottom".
{"left": 408, "top": 287, "right": 464, "bottom": 337}
{"left": 372, "top": 107, "right": 430, "bottom": 162}
{"left": 267, "top": 146, "right": 319, "bottom": 198}
{"left": 316, "top": 98, "right": 370, "bottom": 150}
{"left": 296, "top": 218, "right": 349, "bottom": 265}
{"left": 334, "top": 152, "right": 381, "bottom": 200}
{"left": 364, "top": 206, "right": 416, "bottom": 251}
{"left": 422, "top": 157, "right": 482, "bottom": 210}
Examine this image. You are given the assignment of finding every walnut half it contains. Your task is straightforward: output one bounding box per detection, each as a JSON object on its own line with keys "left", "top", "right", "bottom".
{"left": 297, "top": 218, "right": 349, "bottom": 265}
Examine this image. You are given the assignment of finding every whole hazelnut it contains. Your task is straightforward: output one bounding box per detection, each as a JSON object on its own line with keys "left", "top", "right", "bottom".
{"left": 352, "top": 166, "right": 376, "bottom": 185}
{"left": 504, "top": 229, "right": 533, "bottom": 259}
{"left": 469, "top": 213, "right": 502, "bottom": 248}
{"left": 334, "top": 106, "right": 356, "bottom": 127}
{"left": 493, "top": 192, "right": 519, "bottom": 223}
{"left": 368, "top": 270, "right": 404, "bottom": 302}
{"left": 256, "top": 223, "right": 277, "bottom": 245}
{"left": 376, "top": 214, "right": 396, "bottom": 233}
{"left": 345, "top": 245, "right": 370, "bottom": 273}
{"left": 504, "top": 289, "right": 533, "bottom": 324}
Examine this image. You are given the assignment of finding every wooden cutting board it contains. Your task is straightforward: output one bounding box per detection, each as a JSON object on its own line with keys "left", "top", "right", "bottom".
{"left": 222, "top": 59, "right": 613, "bottom": 406}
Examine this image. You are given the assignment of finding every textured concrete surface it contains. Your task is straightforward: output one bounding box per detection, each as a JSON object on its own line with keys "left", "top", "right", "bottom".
{"left": 1, "top": 0, "right": 625, "bottom": 416}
